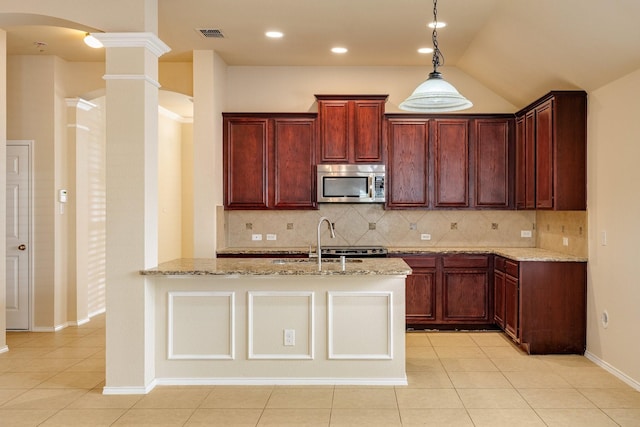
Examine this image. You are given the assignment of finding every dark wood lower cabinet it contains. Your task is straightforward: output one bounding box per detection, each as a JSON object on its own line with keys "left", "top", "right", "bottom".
{"left": 400, "top": 253, "right": 587, "bottom": 354}
{"left": 395, "top": 254, "right": 493, "bottom": 328}
{"left": 493, "top": 256, "right": 586, "bottom": 354}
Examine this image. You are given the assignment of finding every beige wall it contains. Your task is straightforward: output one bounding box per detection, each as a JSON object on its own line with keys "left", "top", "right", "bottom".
{"left": 7, "top": 56, "right": 59, "bottom": 329}
{"left": 158, "top": 109, "right": 183, "bottom": 263}
{"left": 586, "top": 68, "right": 640, "bottom": 386}
{"left": 226, "top": 66, "right": 516, "bottom": 114}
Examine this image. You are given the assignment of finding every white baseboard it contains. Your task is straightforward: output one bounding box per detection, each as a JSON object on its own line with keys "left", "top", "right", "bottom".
{"left": 68, "top": 318, "right": 91, "bottom": 327}
{"left": 156, "top": 376, "right": 408, "bottom": 387}
{"left": 31, "top": 323, "right": 68, "bottom": 332}
{"left": 584, "top": 350, "right": 640, "bottom": 391}
{"left": 0, "top": 345, "right": 8, "bottom": 354}
{"left": 102, "top": 380, "right": 157, "bottom": 395}
{"left": 89, "top": 308, "right": 106, "bottom": 318}
{"left": 101, "top": 376, "right": 407, "bottom": 395}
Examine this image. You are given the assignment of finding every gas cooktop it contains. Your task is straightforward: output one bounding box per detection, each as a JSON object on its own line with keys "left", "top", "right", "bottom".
{"left": 320, "top": 246, "right": 388, "bottom": 257}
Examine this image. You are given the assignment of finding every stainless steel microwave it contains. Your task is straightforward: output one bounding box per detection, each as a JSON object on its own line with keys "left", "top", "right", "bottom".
{"left": 317, "top": 164, "right": 385, "bottom": 203}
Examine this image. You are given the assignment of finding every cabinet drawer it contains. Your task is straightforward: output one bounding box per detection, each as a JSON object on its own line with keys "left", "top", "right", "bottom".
{"left": 505, "top": 260, "right": 519, "bottom": 277}
{"left": 494, "top": 256, "right": 506, "bottom": 272}
{"left": 442, "top": 255, "right": 489, "bottom": 268}
{"left": 401, "top": 256, "right": 437, "bottom": 268}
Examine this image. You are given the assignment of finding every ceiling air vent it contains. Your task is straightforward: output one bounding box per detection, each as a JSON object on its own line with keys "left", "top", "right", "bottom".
{"left": 195, "top": 28, "right": 225, "bottom": 39}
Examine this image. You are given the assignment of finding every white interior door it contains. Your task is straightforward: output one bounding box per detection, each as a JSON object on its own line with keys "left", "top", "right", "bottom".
{"left": 6, "top": 142, "right": 31, "bottom": 330}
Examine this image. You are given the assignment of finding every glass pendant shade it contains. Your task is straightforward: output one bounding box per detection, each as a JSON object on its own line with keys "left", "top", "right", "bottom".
{"left": 399, "top": 71, "right": 473, "bottom": 112}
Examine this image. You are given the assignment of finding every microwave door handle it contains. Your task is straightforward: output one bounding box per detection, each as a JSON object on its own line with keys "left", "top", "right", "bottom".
{"left": 368, "top": 175, "right": 374, "bottom": 199}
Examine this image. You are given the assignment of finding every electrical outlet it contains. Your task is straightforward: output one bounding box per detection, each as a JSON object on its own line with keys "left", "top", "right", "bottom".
{"left": 601, "top": 231, "right": 607, "bottom": 246}
{"left": 521, "top": 230, "right": 532, "bottom": 238}
{"left": 420, "top": 233, "right": 431, "bottom": 241}
{"left": 563, "top": 237, "right": 569, "bottom": 246}
{"left": 284, "top": 329, "right": 295, "bottom": 346}
{"left": 251, "top": 234, "right": 262, "bottom": 241}
{"left": 266, "top": 234, "right": 277, "bottom": 241}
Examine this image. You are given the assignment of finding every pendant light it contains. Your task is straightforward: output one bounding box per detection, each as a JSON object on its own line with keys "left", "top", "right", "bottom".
{"left": 399, "top": 0, "right": 472, "bottom": 112}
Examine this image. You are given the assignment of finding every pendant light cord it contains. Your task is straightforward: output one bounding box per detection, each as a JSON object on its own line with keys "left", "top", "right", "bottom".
{"left": 432, "top": 0, "right": 444, "bottom": 73}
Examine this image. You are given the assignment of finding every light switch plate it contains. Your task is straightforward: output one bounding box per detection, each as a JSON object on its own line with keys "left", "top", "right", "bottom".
{"left": 521, "top": 230, "right": 532, "bottom": 238}
{"left": 251, "top": 234, "right": 262, "bottom": 241}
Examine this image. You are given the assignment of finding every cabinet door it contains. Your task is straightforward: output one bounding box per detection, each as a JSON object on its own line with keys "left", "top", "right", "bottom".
{"left": 493, "top": 269, "right": 505, "bottom": 328}
{"left": 400, "top": 256, "right": 438, "bottom": 325}
{"left": 353, "top": 100, "right": 385, "bottom": 162}
{"left": 473, "top": 118, "right": 512, "bottom": 208}
{"left": 535, "top": 100, "right": 554, "bottom": 209}
{"left": 272, "top": 118, "right": 317, "bottom": 208}
{"left": 318, "top": 100, "right": 350, "bottom": 162}
{"left": 406, "top": 269, "right": 437, "bottom": 323}
{"left": 515, "top": 115, "right": 527, "bottom": 209}
{"left": 441, "top": 255, "right": 490, "bottom": 323}
{"left": 504, "top": 274, "right": 519, "bottom": 342}
{"left": 524, "top": 111, "right": 536, "bottom": 209}
{"left": 442, "top": 270, "right": 490, "bottom": 322}
{"left": 386, "top": 119, "right": 430, "bottom": 208}
{"left": 223, "top": 117, "right": 269, "bottom": 209}
{"left": 433, "top": 119, "right": 469, "bottom": 207}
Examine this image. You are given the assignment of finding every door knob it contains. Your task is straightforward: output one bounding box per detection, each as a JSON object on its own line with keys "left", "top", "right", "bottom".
{"left": 18, "top": 244, "right": 26, "bottom": 251}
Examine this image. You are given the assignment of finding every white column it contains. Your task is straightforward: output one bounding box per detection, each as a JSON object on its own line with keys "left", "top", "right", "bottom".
{"left": 97, "top": 32, "right": 170, "bottom": 393}
{"left": 193, "top": 50, "right": 218, "bottom": 257}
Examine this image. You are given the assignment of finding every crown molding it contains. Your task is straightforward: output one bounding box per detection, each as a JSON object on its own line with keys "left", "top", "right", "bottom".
{"left": 91, "top": 32, "right": 171, "bottom": 57}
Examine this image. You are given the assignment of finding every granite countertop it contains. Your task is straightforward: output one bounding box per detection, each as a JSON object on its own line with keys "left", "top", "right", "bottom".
{"left": 216, "top": 246, "right": 587, "bottom": 262}
{"left": 141, "top": 257, "right": 412, "bottom": 276}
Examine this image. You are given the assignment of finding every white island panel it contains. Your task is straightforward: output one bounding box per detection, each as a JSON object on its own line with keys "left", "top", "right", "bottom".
{"left": 152, "top": 274, "right": 407, "bottom": 386}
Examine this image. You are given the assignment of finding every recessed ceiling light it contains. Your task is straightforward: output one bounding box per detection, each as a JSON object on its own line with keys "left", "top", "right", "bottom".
{"left": 418, "top": 47, "right": 434, "bottom": 54}
{"left": 428, "top": 22, "right": 447, "bottom": 29}
{"left": 331, "top": 47, "right": 348, "bottom": 54}
{"left": 265, "top": 31, "right": 284, "bottom": 38}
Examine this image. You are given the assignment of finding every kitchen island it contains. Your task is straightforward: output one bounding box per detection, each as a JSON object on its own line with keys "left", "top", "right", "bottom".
{"left": 138, "top": 257, "right": 411, "bottom": 389}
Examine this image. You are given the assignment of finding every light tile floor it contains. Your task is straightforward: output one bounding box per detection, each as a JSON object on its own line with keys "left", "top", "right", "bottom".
{"left": 1, "top": 314, "right": 639, "bottom": 426}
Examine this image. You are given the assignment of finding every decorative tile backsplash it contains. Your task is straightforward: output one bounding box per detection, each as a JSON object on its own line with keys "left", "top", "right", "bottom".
{"left": 536, "top": 210, "right": 588, "bottom": 257}
{"left": 222, "top": 205, "right": 539, "bottom": 249}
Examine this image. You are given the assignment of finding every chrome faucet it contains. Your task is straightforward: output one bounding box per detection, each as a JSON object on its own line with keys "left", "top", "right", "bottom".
{"left": 316, "top": 217, "right": 336, "bottom": 271}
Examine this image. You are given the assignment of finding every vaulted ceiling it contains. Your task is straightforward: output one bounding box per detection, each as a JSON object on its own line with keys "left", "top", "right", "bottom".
{"left": 2, "top": 0, "right": 640, "bottom": 108}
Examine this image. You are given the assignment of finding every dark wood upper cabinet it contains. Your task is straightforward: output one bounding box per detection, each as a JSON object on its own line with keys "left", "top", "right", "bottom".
{"left": 515, "top": 91, "right": 587, "bottom": 210}
{"left": 385, "top": 114, "right": 513, "bottom": 210}
{"left": 433, "top": 119, "right": 469, "bottom": 208}
{"left": 472, "top": 118, "right": 514, "bottom": 208}
{"left": 386, "top": 118, "right": 430, "bottom": 208}
{"left": 272, "top": 117, "right": 317, "bottom": 208}
{"left": 316, "top": 95, "right": 387, "bottom": 163}
{"left": 223, "top": 117, "right": 270, "bottom": 209}
{"left": 223, "top": 113, "right": 317, "bottom": 210}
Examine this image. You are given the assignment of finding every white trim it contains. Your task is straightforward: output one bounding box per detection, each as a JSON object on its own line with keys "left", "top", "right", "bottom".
{"left": 158, "top": 106, "right": 191, "bottom": 123}
{"left": 7, "top": 141, "right": 33, "bottom": 331}
{"left": 167, "top": 291, "right": 235, "bottom": 360}
{"left": 68, "top": 317, "right": 91, "bottom": 327}
{"left": 155, "top": 376, "right": 408, "bottom": 387}
{"left": 67, "top": 124, "right": 91, "bottom": 132}
{"left": 32, "top": 322, "right": 68, "bottom": 332}
{"left": 89, "top": 308, "right": 106, "bottom": 318}
{"left": 0, "top": 345, "right": 8, "bottom": 354}
{"left": 584, "top": 351, "right": 640, "bottom": 391}
{"left": 247, "top": 291, "right": 315, "bottom": 360}
{"left": 102, "top": 74, "right": 161, "bottom": 88}
{"left": 327, "top": 291, "right": 393, "bottom": 360}
{"left": 103, "top": 379, "right": 158, "bottom": 395}
{"left": 92, "top": 32, "right": 171, "bottom": 57}
{"left": 65, "top": 98, "right": 97, "bottom": 111}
